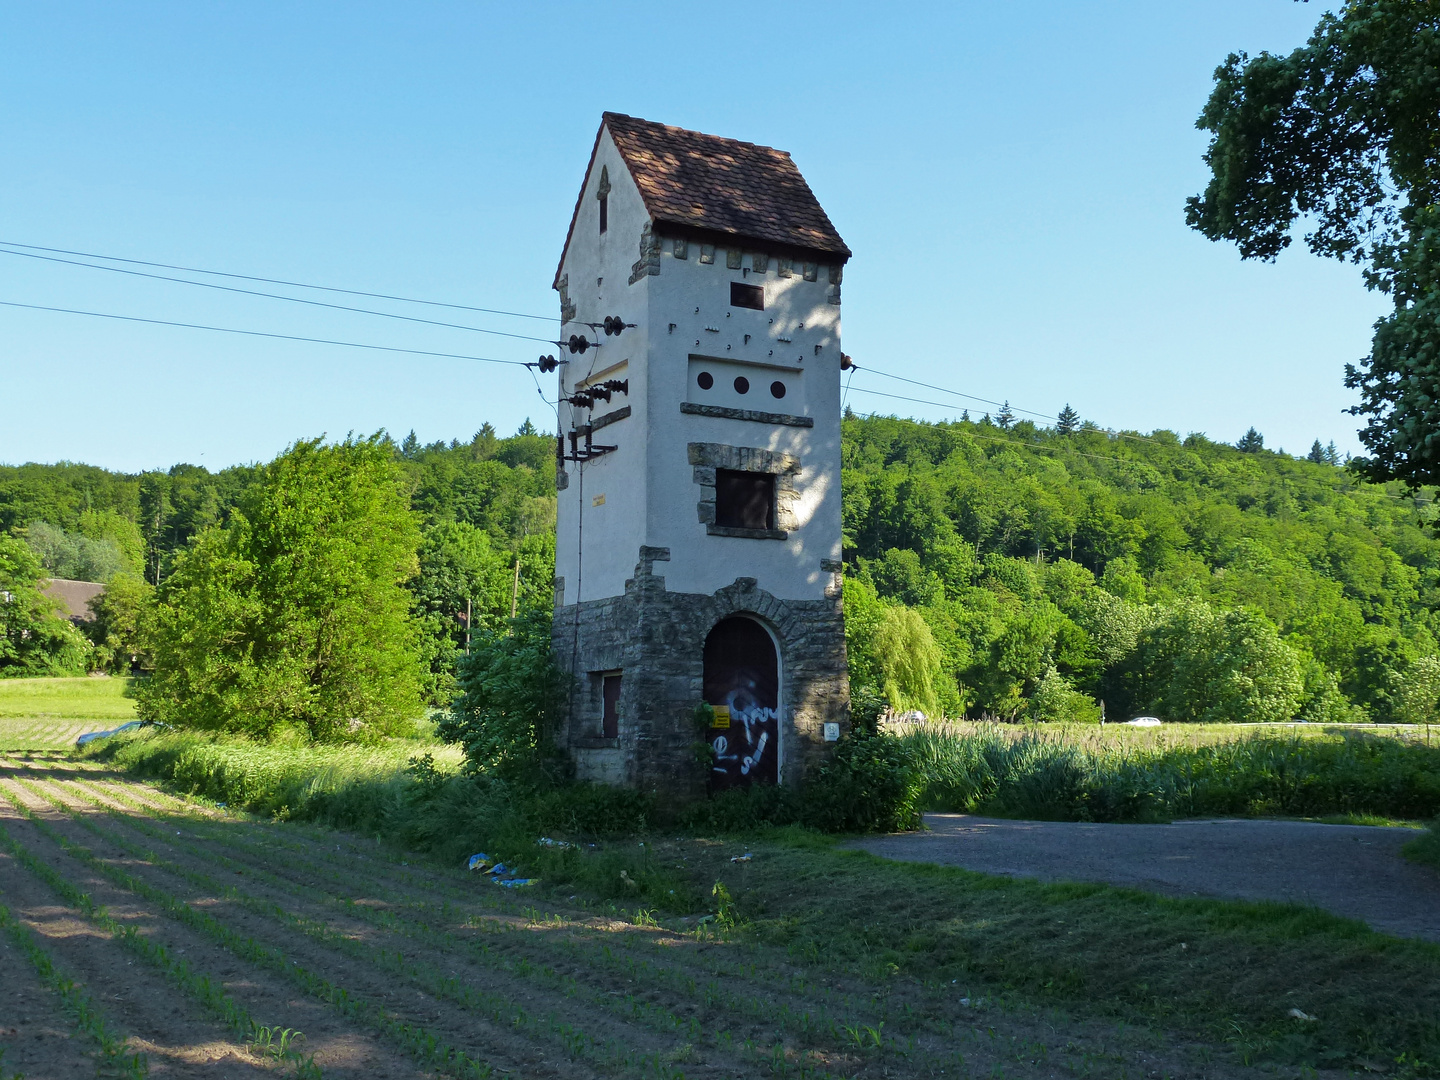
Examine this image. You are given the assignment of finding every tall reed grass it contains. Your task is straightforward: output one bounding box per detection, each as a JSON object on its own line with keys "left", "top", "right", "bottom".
{"left": 900, "top": 723, "right": 1440, "bottom": 822}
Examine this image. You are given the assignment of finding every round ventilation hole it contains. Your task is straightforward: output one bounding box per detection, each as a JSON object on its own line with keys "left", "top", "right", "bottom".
{"left": 770, "top": 381, "right": 787, "bottom": 399}
{"left": 696, "top": 371, "right": 714, "bottom": 390}
{"left": 734, "top": 376, "right": 750, "bottom": 394}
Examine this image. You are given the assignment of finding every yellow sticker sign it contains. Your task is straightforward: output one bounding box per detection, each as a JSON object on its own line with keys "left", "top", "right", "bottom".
{"left": 710, "top": 705, "right": 731, "bottom": 729}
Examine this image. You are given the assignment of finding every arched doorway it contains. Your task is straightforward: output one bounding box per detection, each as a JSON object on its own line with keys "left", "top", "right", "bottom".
{"left": 703, "top": 616, "right": 780, "bottom": 790}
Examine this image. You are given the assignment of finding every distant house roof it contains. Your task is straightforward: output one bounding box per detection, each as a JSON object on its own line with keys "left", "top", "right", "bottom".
{"left": 556, "top": 113, "right": 850, "bottom": 287}
{"left": 42, "top": 578, "right": 105, "bottom": 623}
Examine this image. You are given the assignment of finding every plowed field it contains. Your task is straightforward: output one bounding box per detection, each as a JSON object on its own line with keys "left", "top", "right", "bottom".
{"left": 0, "top": 752, "right": 1261, "bottom": 1080}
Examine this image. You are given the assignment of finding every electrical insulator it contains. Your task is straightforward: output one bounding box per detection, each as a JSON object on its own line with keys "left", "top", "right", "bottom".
{"left": 564, "top": 392, "right": 594, "bottom": 409}
{"left": 600, "top": 378, "right": 629, "bottom": 396}
{"left": 567, "top": 334, "right": 593, "bottom": 354}
{"left": 840, "top": 353, "right": 855, "bottom": 371}
{"left": 602, "top": 315, "right": 631, "bottom": 336}
{"left": 590, "top": 386, "right": 612, "bottom": 404}
{"left": 537, "top": 354, "right": 558, "bottom": 373}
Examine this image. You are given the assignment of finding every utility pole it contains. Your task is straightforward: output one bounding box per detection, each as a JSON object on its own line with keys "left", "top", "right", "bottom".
{"left": 510, "top": 557, "right": 521, "bottom": 619}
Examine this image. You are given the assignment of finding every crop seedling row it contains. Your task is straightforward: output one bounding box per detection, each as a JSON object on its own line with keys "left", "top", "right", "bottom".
{"left": 69, "top": 765, "right": 946, "bottom": 1070}
{"left": 0, "top": 778, "right": 512, "bottom": 1080}
{"left": 0, "top": 788, "right": 324, "bottom": 1078}
{"left": 30, "top": 774, "right": 842, "bottom": 1078}
{"left": 0, "top": 900, "right": 149, "bottom": 1078}
{"left": 31, "top": 768, "right": 957, "bottom": 1077}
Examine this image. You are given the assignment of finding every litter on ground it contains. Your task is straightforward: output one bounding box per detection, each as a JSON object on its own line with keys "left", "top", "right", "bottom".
{"left": 466, "top": 853, "right": 490, "bottom": 871}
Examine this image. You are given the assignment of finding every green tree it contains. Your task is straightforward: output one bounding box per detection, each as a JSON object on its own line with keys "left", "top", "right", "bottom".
{"left": 1236, "top": 427, "right": 1265, "bottom": 453}
{"left": 85, "top": 573, "right": 154, "bottom": 674}
{"left": 1395, "top": 653, "right": 1440, "bottom": 729}
{"left": 1187, "top": 1, "right": 1440, "bottom": 488}
{"left": 138, "top": 436, "right": 424, "bottom": 741}
{"left": 1055, "top": 404, "right": 1080, "bottom": 435}
{"left": 1027, "top": 663, "right": 1101, "bottom": 723}
{"left": 23, "top": 521, "right": 129, "bottom": 582}
{"left": 871, "top": 604, "right": 946, "bottom": 717}
{"left": 1118, "top": 602, "right": 1304, "bottom": 723}
{"left": 0, "top": 534, "right": 90, "bottom": 677}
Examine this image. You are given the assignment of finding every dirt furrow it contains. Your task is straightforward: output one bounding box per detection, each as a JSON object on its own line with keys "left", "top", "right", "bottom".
{"left": 0, "top": 793, "right": 281, "bottom": 1080}
{"left": 38, "top": 764, "right": 1087, "bottom": 1079}
{"left": 0, "top": 771, "right": 449, "bottom": 1080}
{"left": 26, "top": 768, "right": 747, "bottom": 1079}
{"left": 0, "top": 907, "right": 114, "bottom": 1080}
{"left": 2, "top": 766, "right": 654, "bottom": 1080}
{"left": 36, "top": 758, "right": 1232, "bottom": 1080}
{"left": 61, "top": 771, "right": 891, "bottom": 1053}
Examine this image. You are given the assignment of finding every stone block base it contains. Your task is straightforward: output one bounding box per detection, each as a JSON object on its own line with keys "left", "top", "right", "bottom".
{"left": 552, "top": 547, "right": 849, "bottom": 796}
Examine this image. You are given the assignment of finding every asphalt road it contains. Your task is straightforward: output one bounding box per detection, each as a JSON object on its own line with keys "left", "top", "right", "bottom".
{"left": 855, "top": 815, "right": 1440, "bottom": 942}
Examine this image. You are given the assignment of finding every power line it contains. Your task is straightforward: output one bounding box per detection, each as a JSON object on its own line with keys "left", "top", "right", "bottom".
{"left": 0, "top": 245, "right": 558, "bottom": 345}
{"left": 0, "top": 239, "right": 557, "bottom": 323}
{"left": 845, "top": 386, "right": 1148, "bottom": 467}
{"left": 855, "top": 364, "right": 1166, "bottom": 448}
{"left": 0, "top": 298, "right": 531, "bottom": 368}
{"left": 844, "top": 384, "right": 1435, "bottom": 505}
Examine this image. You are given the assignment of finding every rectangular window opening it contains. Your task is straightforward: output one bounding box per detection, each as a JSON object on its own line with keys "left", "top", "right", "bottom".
{"left": 715, "top": 470, "right": 776, "bottom": 530}
{"left": 600, "top": 672, "right": 621, "bottom": 739}
{"left": 730, "top": 282, "right": 764, "bottom": 310}
{"left": 599, "top": 195, "right": 608, "bottom": 234}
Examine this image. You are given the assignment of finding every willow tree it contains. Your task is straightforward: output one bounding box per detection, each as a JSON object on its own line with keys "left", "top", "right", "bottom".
{"left": 1187, "top": 0, "right": 1440, "bottom": 489}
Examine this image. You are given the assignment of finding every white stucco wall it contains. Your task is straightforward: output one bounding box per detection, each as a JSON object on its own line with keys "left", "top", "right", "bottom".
{"left": 645, "top": 245, "right": 842, "bottom": 601}
{"left": 554, "top": 127, "right": 653, "bottom": 605}
{"left": 555, "top": 123, "right": 845, "bottom": 607}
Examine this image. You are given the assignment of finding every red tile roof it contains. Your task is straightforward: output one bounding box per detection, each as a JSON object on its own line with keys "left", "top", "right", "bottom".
{"left": 555, "top": 114, "right": 850, "bottom": 288}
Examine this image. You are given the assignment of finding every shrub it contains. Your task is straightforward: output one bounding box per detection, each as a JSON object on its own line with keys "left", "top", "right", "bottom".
{"left": 437, "top": 607, "right": 569, "bottom": 783}
{"left": 802, "top": 731, "right": 923, "bottom": 833}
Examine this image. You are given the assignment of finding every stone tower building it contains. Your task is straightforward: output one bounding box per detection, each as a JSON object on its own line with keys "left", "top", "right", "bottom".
{"left": 551, "top": 113, "right": 851, "bottom": 795}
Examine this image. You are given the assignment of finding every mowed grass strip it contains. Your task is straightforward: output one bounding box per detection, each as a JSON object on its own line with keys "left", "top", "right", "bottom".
{"left": 0, "top": 676, "right": 138, "bottom": 750}
{"left": 0, "top": 676, "right": 137, "bottom": 720}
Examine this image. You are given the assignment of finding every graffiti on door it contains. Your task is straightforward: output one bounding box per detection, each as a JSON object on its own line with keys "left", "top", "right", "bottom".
{"left": 703, "top": 617, "right": 779, "bottom": 790}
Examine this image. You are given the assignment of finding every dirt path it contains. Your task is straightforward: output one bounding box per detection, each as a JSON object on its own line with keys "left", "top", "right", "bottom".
{"left": 855, "top": 814, "right": 1440, "bottom": 942}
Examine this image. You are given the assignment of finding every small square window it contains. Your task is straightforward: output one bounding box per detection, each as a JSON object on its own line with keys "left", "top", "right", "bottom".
{"left": 715, "top": 470, "right": 775, "bottom": 530}
{"left": 599, "top": 195, "right": 608, "bottom": 234}
{"left": 730, "top": 282, "right": 764, "bottom": 310}
{"left": 601, "top": 672, "right": 621, "bottom": 738}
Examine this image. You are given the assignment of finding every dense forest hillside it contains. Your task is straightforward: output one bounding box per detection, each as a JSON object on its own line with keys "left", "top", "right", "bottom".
{"left": 3, "top": 413, "right": 1437, "bottom": 723}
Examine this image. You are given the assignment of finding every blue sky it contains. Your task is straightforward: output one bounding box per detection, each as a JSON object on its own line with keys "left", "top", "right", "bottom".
{"left": 0, "top": 2, "right": 1376, "bottom": 472}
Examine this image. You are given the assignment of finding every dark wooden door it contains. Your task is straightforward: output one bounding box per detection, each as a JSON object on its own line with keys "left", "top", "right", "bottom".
{"left": 703, "top": 617, "right": 779, "bottom": 790}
